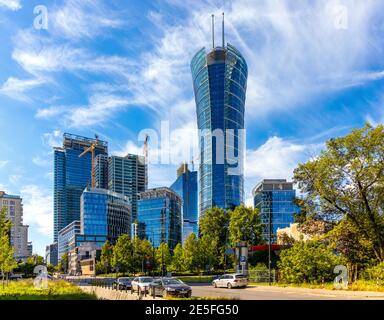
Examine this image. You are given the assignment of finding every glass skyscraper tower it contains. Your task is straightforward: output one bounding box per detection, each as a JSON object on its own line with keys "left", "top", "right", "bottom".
{"left": 53, "top": 133, "right": 108, "bottom": 241}
{"left": 191, "top": 15, "right": 248, "bottom": 216}
{"left": 170, "top": 164, "right": 198, "bottom": 243}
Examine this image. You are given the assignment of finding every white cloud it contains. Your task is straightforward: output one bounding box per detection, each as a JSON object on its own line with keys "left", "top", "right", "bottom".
{"left": 42, "top": 130, "right": 62, "bottom": 148}
{"left": 65, "top": 94, "right": 131, "bottom": 128}
{"left": 0, "top": 0, "right": 21, "bottom": 11}
{"left": 244, "top": 136, "right": 322, "bottom": 199}
{"left": 0, "top": 160, "right": 8, "bottom": 168}
{"left": 35, "top": 105, "right": 67, "bottom": 119}
{"left": 32, "top": 156, "right": 50, "bottom": 167}
{"left": 51, "top": 0, "right": 124, "bottom": 40}
{"left": 245, "top": 136, "right": 320, "bottom": 179}
{"left": 0, "top": 77, "right": 43, "bottom": 102}
{"left": 20, "top": 184, "right": 53, "bottom": 238}
{"left": 9, "top": 174, "right": 21, "bottom": 185}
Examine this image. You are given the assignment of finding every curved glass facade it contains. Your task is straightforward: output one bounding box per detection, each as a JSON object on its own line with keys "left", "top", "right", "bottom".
{"left": 191, "top": 44, "right": 248, "bottom": 216}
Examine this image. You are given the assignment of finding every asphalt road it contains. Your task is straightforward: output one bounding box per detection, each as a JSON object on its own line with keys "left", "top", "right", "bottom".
{"left": 189, "top": 283, "right": 384, "bottom": 300}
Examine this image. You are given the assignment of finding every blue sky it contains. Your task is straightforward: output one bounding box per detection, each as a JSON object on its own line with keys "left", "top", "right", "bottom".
{"left": 0, "top": 0, "right": 384, "bottom": 256}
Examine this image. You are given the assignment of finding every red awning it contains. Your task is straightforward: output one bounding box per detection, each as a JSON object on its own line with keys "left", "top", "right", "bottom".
{"left": 249, "top": 244, "right": 281, "bottom": 252}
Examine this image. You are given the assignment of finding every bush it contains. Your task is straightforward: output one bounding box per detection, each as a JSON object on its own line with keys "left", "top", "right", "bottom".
{"left": 277, "top": 240, "right": 342, "bottom": 284}
{"left": 0, "top": 280, "right": 96, "bottom": 300}
{"left": 365, "top": 262, "right": 384, "bottom": 284}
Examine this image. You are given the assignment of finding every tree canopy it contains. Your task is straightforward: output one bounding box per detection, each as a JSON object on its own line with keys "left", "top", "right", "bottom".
{"left": 293, "top": 124, "right": 384, "bottom": 261}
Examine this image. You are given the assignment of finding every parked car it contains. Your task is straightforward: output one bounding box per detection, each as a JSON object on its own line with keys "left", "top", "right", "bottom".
{"left": 149, "top": 278, "right": 192, "bottom": 298}
{"left": 131, "top": 276, "right": 154, "bottom": 293}
{"left": 212, "top": 273, "right": 248, "bottom": 288}
{"left": 113, "top": 277, "right": 133, "bottom": 290}
{"left": 9, "top": 274, "right": 23, "bottom": 281}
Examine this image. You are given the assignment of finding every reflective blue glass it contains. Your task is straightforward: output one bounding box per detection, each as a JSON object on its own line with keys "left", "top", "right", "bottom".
{"left": 138, "top": 189, "right": 182, "bottom": 250}
{"left": 191, "top": 44, "right": 248, "bottom": 217}
{"left": 53, "top": 133, "right": 108, "bottom": 241}
{"left": 170, "top": 168, "right": 198, "bottom": 242}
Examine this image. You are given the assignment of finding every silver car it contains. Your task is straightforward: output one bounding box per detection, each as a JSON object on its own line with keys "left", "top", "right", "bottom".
{"left": 131, "top": 276, "right": 154, "bottom": 293}
{"left": 212, "top": 274, "right": 248, "bottom": 289}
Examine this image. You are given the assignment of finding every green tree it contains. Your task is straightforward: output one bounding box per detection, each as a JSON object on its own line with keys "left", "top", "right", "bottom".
{"left": 47, "top": 264, "right": 58, "bottom": 274}
{"left": 155, "top": 242, "right": 171, "bottom": 275}
{"left": 199, "top": 207, "right": 230, "bottom": 268}
{"left": 0, "top": 207, "right": 11, "bottom": 237}
{"left": 278, "top": 240, "right": 342, "bottom": 284}
{"left": 112, "top": 234, "right": 133, "bottom": 273}
{"left": 196, "top": 236, "right": 217, "bottom": 273}
{"left": 293, "top": 124, "right": 384, "bottom": 261}
{"left": 132, "top": 238, "right": 153, "bottom": 273}
{"left": 182, "top": 233, "right": 199, "bottom": 272}
{"left": 0, "top": 235, "right": 17, "bottom": 285}
{"left": 326, "top": 219, "right": 375, "bottom": 282}
{"left": 100, "top": 240, "right": 113, "bottom": 274}
{"left": 170, "top": 243, "right": 184, "bottom": 273}
{"left": 58, "top": 253, "right": 69, "bottom": 274}
{"left": 229, "top": 205, "right": 262, "bottom": 246}
{"left": 0, "top": 207, "right": 16, "bottom": 284}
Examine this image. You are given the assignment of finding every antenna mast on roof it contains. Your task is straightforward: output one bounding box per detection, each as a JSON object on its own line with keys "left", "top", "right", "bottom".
{"left": 211, "top": 14, "right": 215, "bottom": 48}
{"left": 222, "top": 12, "right": 225, "bottom": 47}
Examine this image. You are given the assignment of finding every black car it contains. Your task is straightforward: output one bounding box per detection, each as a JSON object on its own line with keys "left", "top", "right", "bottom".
{"left": 113, "top": 277, "right": 133, "bottom": 290}
{"left": 149, "top": 278, "right": 192, "bottom": 298}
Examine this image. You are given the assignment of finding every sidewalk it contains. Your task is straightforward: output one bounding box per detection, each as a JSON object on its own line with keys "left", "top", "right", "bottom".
{"left": 80, "top": 286, "right": 164, "bottom": 300}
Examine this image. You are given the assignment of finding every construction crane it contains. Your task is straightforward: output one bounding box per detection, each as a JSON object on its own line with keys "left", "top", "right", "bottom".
{"left": 143, "top": 134, "right": 149, "bottom": 189}
{"left": 79, "top": 134, "right": 99, "bottom": 190}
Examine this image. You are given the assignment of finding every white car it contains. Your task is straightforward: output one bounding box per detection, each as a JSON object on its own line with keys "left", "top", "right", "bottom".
{"left": 212, "top": 274, "right": 248, "bottom": 289}
{"left": 131, "top": 277, "right": 154, "bottom": 293}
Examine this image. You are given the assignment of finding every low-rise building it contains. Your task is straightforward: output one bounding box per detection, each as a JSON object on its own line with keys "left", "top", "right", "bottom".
{"left": 58, "top": 220, "right": 81, "bottom": 261}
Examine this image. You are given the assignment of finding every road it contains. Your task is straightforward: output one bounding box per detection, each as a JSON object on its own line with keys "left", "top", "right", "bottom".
{"left": 189, "top": 283, "right": 384, "bottom": 300}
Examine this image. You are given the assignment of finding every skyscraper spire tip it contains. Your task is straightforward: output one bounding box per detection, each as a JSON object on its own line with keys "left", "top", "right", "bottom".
{"left": 211, "top": 14, "right": 215, "bottom": 49}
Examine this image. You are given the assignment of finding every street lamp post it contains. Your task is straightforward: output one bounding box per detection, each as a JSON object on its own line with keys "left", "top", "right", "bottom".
{"left": 268, "top": 207, "right": 272, "bottom": 286}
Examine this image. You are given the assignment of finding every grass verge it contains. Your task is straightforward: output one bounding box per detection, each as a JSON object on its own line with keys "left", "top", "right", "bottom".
{"left": 249, "top": 280, "right": 384, "bottom": 292}
{"left": 0, "top": 280, "right": 97, "bottom": 300}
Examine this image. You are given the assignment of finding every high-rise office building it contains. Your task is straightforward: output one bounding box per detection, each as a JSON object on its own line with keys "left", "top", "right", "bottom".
{"left": 108, "top": 154, "right": 147, "bottom": 221}
{"left": 191, "top": 15, "right": 248, "bottom": 217}
{"left": 45, "top": 242, "right": 58, "bottom": 266}
{"left": 0, "top": 191, "right": 29, "bottom": 260}
{"left": 27, "top": 242, "right": 33, "bottom": 256}
{"left": 252, "top": 179, "right": 299, "bottom": 243}
{"left": 80, "top": 188, "right": 131, "bottom": 244}
{"left": 94, "top": 154, "right": 109, "bottom": 189}
{"left": 137, "top": 187, "right": 182, "bottom": 250}
{"left": 170, "top": 164, "right": 198, "bottom": 243}
{"left": 53, "top": 133, "right": 108, "bottom": 241}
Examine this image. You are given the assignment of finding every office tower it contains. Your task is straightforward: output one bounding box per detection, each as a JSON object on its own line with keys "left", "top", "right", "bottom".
{"left": 137, "top": 187, "right": 182, "bottom": 250}
{"left": 108, "top": 154, "right": 147, "bottom": 221}
{"left": 58, "top": 220, "right": 81, "bottom": 261}
{"left": 53, "top": 133, "right": 108, "bottom": 241}
{"left": 45, "top": 242, "right": 58, "bottom": 266}
{"left": 94, "top": 154, "right": 108, "bottom": 189}
{"left": 27, "top": 242, "right": 33, "bottom": 256}
{"left": 0, "top": 191, "right": 29, "bottom": 260}
{"left": 252, "top": 179, "right": 299, "bottom": 243}
{"left": 170, "top": 164, "right": 198, "bottom": 243}
{"left": 191, "top": 14, "right": 248, "bottom": 217}
{"left": 80, "top": 188, "right": 131, "bottom": 244}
